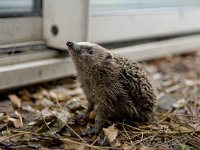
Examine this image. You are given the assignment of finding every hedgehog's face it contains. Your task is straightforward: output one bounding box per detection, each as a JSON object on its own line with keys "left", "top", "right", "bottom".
{"left": 66, "top": 41, "right": 113, "bottom": 67}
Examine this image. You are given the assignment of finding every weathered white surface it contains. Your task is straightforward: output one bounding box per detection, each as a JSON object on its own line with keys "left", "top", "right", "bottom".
{"left": 0, "top": 17, "right": 42, "bottom": 45}
{"left": 89, "top": 9, "right": 200, "bottom": 43}
{"left": 0, "top": 58, "right": 76, "bottom": 90}
{"left": 113, "top": 35, "right": 200, "bottom": 61}
{"left": 43, "top": 0, "right": 90, "bottom": 50}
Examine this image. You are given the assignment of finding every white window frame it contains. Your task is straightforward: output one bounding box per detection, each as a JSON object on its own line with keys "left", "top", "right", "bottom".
{"left": 0, "top": 16, "right": 42, "bottom": 45}
{"left": 89, "top": 8, "right": 200, "bottom": 43}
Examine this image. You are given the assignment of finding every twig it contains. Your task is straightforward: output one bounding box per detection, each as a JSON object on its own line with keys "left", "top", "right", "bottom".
{"left": 115, "top": 121, "right": 141, "bottom": 131}
{"left": 130, "top": 135, "right": 155, "bottom": 148}
{"left": 91, "top": 138, "right": 98, "bottom": 146}
{"left": 146, "top": 135, "right": 156, "bottom": 147}
{"left": 55, "top": 96, "right": 84, "bottom": 142}
{"left": 60, "top": 138, "right": 121, "bottom": 150}
{"left": 122, "top": 120, "right": 133, "bottom": 144}
{"left": 1, "top": 133, "right": 25, "bottom": 142}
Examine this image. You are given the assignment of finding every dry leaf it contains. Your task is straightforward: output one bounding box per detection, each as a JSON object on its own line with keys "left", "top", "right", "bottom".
{"left": 32, "top": 89, "right": 50, "bottom": 99}
{"left": 122, "top": 144, "right": 132, "bottom": 150}
{"left": 15, "top": 111, "right": 23, "bottom": 127}
{"left": 0, "top": 135, "right": 10, "bottom": 142}
{"left": 103, "top": 124, "right": 118, "bottom": 144}
{"left": 134, "top": 146, "right": 154, "bottom": 150}
{"left": 35, "top": 98, "right": 54, "bottom": 108}
{"left": 172, "top": 99, "right": 186, "bottom": 109}
{"left": 49, "top": 87, "right": 72, "bottom": 101}
{"left": 52, "top": 110, "right": 70, "bottom": 130}
{"left": 39, "top": 147, "right": 50, "bottom": 150}
{"left": 66, "top": 98, "right": 81, "bottom": 110}
{"left": 8, "top": 111, "right": 23, "bottom": 128}
{"left": 8, "top": 94, "right": 21, "bottom": 109}
{"left": 9, "top": 118, "right": 22, "bottom": 128}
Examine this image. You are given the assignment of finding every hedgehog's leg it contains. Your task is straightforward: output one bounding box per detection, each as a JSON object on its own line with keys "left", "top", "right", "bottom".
{"left": 80, "top": 100, "right": 94, "bottom": 120}
{"left": 87, "top": 105, "right": 108, "bottom": 136}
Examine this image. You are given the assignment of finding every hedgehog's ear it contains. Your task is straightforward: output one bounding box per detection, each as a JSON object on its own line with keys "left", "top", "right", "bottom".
{"left": 104, "top": 52, "right": 113, "bottom": 63}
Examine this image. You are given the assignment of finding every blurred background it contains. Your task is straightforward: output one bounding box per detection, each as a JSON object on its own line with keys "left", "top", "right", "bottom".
{"left": 0, "top": 0, "right": 200, "bottom": 90}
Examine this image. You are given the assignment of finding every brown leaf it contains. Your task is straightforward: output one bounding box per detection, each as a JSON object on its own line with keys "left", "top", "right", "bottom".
{"left": 122, "top": 144, "right": 131, "bottom": 150}
{"left": 61, "top": 142, "right": 83, "bottom": 150}
{"left": 49, "top": 87, "right": 72, "bottom": 101}
{"left": 52, "top": 110, "right": 70, "bottom": 130}
{"left": 39, "top": 147, "right": 50, "bottom": 150}
{"left": 9, "top": 118, "right": 22, "bottom": 128}
{"left": 8, "top": 94, "right": 21, "bottom": 109}
{"left": 172, "top": 99, "right": 186, "bottom": 109}
{"left": 0, "top": 135, "right": 10, "bottom": 142}
{"left": 66, "top": 98, "right": 81, "bottom": 110}
{"left": 35, "top": 98, "right": 54, "bottom": 108}
{"left": 103, "top": 124, "right": 118, "bottom": 144}
{"left": 0, "top": 113, "right": 9, "bottom": 123}
{"left": 32, "top": 88, "right": 50, "bottom": 99}
{"left": 15, "top": 111, "right": 23, "bottom": 126}
{"left": 8, "top": 111, "right": 23, "bottom": 128}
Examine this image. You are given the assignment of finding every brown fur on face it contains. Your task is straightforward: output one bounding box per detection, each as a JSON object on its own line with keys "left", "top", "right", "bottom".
{"left": 67, "top": 42, "right": 157, "bottom": 135}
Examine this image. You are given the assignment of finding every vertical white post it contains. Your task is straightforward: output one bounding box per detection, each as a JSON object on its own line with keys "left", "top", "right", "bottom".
{"left": 43, "top": 0, "right": 90, "bottom": 50}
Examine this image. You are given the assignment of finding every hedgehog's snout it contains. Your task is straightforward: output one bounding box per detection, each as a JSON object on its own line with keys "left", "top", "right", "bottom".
{"left": 66, "top": 41, "right": 74, "bottom": 47}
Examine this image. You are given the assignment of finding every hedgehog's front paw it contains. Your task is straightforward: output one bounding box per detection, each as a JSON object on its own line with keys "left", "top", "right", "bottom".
{"left": 87, "top": 127, "right": 99, "bottom": 137}
{"left": 87, "top": 120, "right": 104, "bottom": 136}
{"left": 79, "top": 112, "right": 89, "bottom": 121}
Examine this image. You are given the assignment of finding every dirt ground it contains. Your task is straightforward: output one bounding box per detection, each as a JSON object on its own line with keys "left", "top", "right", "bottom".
{"left": 0, "top": 52, "right": 200, "bottom": 150}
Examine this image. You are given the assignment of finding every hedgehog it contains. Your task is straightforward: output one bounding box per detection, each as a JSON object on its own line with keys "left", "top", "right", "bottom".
{"left": 66, "top": 41, "right": 157, "bottom": 135}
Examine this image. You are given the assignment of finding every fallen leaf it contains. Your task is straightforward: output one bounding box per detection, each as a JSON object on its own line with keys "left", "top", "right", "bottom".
{"left": 103, "top": 124, "right": 118, "bottom": 144}
{"left": 0, "top": 113, "right": 9, "bottom": 123}
{"left": 122, "top": 144, "right": 131, "bottom": 150}
{"left": 157, "top": 93, "right": 177, "bottom": 111}
{"left": 134, "top": 146, "right": 154, "bottom": 150}
{"left": 49, "top": 87, "right": 72, "bottom": 101}
{"left": 52, "top": 109, "right": 70, "bottom": 130}
{"left": 8, "top": 94, "right": 21, "bottom": 109}
{"left": 8, "top": 111, "right": 23, "bottom": 128}
{"left": 39, "top": 147, "right": 50, "bottom": 150}
{"left": 35, "top": 98, "right": 54, "bottom": 108}
{"left": 37, "top": 118, "right": 56, "bottom": 133}
{"left": 172, "top": 99, "right": 186, "bottom": 109}
{"left": 32, "top": 88, "right": 50, "bottom": 100}
{"left": 66, "top": 98, "right": 81, "bottom": 110}
{"left": 9, "top": 118, "right": 22, "bottom": 128}
{"left": 0, "top": 135, "right": 10, "bottom": 142}
{"left": 15, "top": 111, "right": 23, "bottom": 127}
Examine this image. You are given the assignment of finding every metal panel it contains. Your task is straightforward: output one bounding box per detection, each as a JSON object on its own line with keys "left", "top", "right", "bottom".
{"left": 91, "top": 0, "right": 200, "bottom": 13}
{"left": 89, "top": 9, "right": 200, "bottom": 43}
{"left": 43, "top": 0, "right": 90, "bottom": 50}
{"left": 0, "top": 17, "right": 42, "bottom": 45}
{"left": 0, "top": 58, "right": 76, "bottom": 90}
{"left": 113, "top": 34, "right": 200, "bottom": 61}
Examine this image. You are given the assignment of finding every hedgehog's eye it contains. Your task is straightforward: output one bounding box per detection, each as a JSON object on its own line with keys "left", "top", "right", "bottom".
{"left": 87, "top": 48, "right": 93, "bottom": 55}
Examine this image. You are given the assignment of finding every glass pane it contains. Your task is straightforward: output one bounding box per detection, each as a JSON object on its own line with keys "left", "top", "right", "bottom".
{"left": 91, "top": 0, "right": 200, "bottom": 13}
{"left": 0, "top": 0, "right": 33, "bottom": 13}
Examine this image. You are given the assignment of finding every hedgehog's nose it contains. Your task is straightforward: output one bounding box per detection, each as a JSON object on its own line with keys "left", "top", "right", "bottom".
{"left": 66, "top": 41, "right": 74, "bottom": 47}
